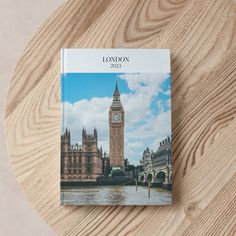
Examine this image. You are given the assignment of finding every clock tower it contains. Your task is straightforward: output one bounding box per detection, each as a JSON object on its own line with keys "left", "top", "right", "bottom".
{"left": 109, "top": 81, "right": 125, "bottom": 168}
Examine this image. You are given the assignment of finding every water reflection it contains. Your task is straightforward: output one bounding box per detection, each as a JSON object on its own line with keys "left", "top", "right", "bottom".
{"left": 61, "top": 186, "right": 171, "bottom": 205}
{"left": 107, "top": 186, "right": 126, "bottom": 204}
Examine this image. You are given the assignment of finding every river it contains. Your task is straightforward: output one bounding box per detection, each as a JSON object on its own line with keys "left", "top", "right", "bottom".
{"left": 61, "top": 185, "right": 172, "bottom": 205}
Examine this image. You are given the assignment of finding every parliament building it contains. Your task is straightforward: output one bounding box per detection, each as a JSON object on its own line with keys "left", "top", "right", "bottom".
{"left": 61, "top": 81, "right": 125, "bottom": 182}
{"left": 61, "top": 128, "right": 109, "bottom": 182}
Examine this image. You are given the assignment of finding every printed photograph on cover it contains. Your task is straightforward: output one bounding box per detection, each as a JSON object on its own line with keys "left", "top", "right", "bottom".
{"left": 61, "top": 72, "right": 172, "bottom": 205}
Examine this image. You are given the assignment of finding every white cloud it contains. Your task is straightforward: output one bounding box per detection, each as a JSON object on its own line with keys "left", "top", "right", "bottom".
{"left": 62, "top": 97, "right": 111, "bottom": 147}
{"left": 156, "top": 98, "right": 171, "bottom": 112}
{"left": 119, "top": 73, "right": 167, "bottom": 96}
{"left": 127, "top": 140, "right": 144, "bottom": 148}
{"left": 126, "top": 110, "right": 171, "bottom": 139}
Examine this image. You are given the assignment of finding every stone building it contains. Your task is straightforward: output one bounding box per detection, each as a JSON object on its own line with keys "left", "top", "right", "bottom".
{"left": 109, "top": 81, "right": 125, "bottom": 168}
{"left": 140, "top": 147, "right": 153, "bottom": 172}
{"left": 138, "top": 137, "right": 172, "bottom": 188}
{"left": 61, "top": 128, "right": 109, "bottom": 182}
{"left": 152, "top": 137, "right": 171, "bottom": 169}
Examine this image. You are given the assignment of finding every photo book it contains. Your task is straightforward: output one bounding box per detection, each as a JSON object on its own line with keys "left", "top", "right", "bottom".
{"left": 61, "top": 49, "right": 172, "bottom": 205}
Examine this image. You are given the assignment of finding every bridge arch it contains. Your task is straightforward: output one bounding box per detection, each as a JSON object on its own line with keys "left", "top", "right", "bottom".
{"left": 140, "top": 174, "right": 145, "bottom": 182}
{"left": 146, "top": 173, "right": 153, "bottom": 182}
{"left": 155, "top": 171, "right": 166, "bottom": 184}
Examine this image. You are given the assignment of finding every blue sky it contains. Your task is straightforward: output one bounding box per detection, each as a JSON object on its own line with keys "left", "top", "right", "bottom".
{"left": 61, "top": 73, "right": 171, "bottom": 165}
{"left": 62, "top": 73, "right": 130, "bottom": 102}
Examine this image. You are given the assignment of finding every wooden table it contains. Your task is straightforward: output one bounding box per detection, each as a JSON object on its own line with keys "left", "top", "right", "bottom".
{"left": 5, "top": 0, "right": 236, "bottom": 235}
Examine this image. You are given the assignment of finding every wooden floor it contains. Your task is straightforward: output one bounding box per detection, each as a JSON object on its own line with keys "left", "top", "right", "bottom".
{"left": 5, "top": 0, "right": 236, "bottom": 235}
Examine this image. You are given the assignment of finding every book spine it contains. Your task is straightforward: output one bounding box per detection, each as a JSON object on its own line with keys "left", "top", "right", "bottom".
{"left": 61, "top": 49, "right": 65, "bottom": 132}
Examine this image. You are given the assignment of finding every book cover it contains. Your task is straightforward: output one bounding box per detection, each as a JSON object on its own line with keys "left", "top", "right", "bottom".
{"left": 61, "top": 49, "right": 172, "bottom": 205}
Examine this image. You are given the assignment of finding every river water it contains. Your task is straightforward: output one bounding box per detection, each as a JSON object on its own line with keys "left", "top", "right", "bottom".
{"left": 61, "top": 185, "right": 172, "bottom": 205}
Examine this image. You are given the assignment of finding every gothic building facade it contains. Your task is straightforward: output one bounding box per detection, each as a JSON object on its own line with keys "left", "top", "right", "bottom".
{"left": 140, "top": 147, "right": 153, "bottom": 172}
{"left": 140, "top": 137, "right": 171, "bottom": 172}
{"left": 152, "top": 137, "right": 171, "bottom": 169}
{"left": 109, "top": 81, "right": 125, "bottom": 169}
{"left": 61, "top": 128, "right": 109, "bottom": 182}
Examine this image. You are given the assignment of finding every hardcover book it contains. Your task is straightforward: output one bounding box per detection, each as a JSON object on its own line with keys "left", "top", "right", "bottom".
{"left": 61, "top": 49, "right": 172, "bottom": 205}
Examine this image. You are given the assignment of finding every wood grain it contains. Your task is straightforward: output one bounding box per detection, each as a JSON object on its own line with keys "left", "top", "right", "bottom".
{"left": 5, "top": 0, "right": 236, "bottom": 235}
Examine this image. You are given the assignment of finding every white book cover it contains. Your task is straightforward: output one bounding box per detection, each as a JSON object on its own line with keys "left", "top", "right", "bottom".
{"left": 61, "top": 49, "right": 172, "bottom": 205}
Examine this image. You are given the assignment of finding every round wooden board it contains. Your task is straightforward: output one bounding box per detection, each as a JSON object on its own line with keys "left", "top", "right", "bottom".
{"left": 5, "top": 0, "right": 236, "bottom": 235}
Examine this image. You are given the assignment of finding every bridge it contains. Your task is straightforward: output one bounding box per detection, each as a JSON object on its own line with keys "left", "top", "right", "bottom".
{"left": 138, "top": 164, "right": 172, "bottom": 190}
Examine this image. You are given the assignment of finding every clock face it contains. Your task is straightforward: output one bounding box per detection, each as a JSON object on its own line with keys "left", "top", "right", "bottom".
{"left": 112, "top": 113, "right": 121, "bottom": 122}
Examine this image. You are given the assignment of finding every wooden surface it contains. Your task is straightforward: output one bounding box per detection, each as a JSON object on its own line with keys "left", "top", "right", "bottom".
{"left": 5, "top": 0, "right": 236, "bottom": 235}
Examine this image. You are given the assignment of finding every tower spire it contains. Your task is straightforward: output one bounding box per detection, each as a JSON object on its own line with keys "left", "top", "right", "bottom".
{"left": 111, "top": 80, "right": 123, "bottom": 109}
{"left": 113, "top": 80, "right": 120, "bottom": 96}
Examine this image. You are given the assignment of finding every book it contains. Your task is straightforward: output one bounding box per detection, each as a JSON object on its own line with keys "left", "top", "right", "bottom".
{"left": 61, "top": 49, "right": 172, "bottom": 205}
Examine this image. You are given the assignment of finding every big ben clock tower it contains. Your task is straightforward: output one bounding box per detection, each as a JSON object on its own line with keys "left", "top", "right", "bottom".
{"left": 109, "top": 81, "right": 125, "bottom": 168}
